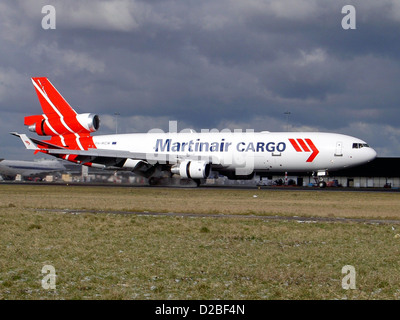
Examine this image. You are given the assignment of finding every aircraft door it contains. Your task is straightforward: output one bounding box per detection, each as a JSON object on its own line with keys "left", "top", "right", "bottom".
{"left": 335, "top": 141, "right": 343, "bottom": 156}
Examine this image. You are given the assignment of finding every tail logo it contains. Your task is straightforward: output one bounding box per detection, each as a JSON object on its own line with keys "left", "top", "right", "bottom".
{"left": 37, "top": 80, "right": 48, "bottom": 97}
{"left": 288, "top": 138, "right": 319, "bottom": 162}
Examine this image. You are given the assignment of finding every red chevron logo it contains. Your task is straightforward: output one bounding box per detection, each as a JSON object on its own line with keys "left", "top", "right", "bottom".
{"left": 288, "top": 138, "right": 319, "bottom": 162}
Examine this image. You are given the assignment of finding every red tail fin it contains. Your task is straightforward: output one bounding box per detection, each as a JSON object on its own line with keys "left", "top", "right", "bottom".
{"left": 31, "top": 77, "right": 77, "bottom": 118}
{"left": 25, "top": 77, "right": 99, "bottom": 150}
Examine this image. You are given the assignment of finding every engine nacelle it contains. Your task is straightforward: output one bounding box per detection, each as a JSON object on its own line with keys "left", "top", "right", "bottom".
{"left": 171, "top": 160, "right": 211, "bottom": 179}
{"left": 76, "top": 113, "right": 100, "bottom": 133}
{"left": 25, "top": 113, "right": 100, "bottom": 136}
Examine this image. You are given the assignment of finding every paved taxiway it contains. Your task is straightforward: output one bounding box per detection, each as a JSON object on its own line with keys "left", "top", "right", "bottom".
{"left": 4, "top": 181, "right": 399, "bottom": 225}
{"left": 37, "top": 208, "right": 400, "bottom": 226}
{"left": 1, "top": 181, "right": 400, "bottom": 193}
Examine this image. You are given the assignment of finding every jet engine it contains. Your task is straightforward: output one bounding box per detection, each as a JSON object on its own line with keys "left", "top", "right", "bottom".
{"left": 171, "top": 160, "right": 211, "bottom": 179}
{"left": 25, "top": 113, "right": 100, "bottom": 136}
{"left": 76, "top": 113, "right": 100, "bottom": 133}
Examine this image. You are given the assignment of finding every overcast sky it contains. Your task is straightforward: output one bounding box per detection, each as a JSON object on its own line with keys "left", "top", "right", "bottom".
{"left": 1, "top": 0, "right": 400, "bottom": 160}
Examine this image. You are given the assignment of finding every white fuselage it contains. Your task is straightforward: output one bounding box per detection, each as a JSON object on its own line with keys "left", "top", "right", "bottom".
{"left": 92, "top": 131, "right": 377, "bottom": 173}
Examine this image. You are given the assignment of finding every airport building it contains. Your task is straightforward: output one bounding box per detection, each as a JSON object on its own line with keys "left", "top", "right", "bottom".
{"left": 264, "top": 157, "right": 400, "bottom": 189}
{"left": 327, "top": 157, "right": 400, "bottom": 188}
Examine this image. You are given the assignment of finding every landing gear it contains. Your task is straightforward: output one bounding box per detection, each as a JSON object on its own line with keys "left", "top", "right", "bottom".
{"left": 318, "top": 180, "right": 327, "bottom": 188}
{"left": 148, "top": 176, "right": 202, "bottom": 187}
{"left": 148, "top": 177, "right": 160, "bottom": 186}
{"left": 313, "top": 170, "right": 328, "bottom": 188}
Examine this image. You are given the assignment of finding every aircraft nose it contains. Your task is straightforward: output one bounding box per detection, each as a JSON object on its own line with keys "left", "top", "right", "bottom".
{"left": 367, "top": 148, "right": 377, "bottom": 162}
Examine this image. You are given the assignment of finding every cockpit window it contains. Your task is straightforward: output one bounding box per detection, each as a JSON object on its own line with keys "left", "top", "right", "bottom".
{"left": 352, "top": 143, "right": 369, "bottom": 149}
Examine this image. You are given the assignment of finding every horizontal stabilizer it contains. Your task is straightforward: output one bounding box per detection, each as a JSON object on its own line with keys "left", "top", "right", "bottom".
{"left": 10, "top": 132, "right": 39, "bottom": 150}
{"left": 10, "top": 132, "right": 66, "bottom": 150}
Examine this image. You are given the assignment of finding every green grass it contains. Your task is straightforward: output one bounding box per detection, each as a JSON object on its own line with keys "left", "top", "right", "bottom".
{"left": 1, "top": 184, "right": 400, "bottom": 299}
{"left": 1, "top": 184, "right": 400, "bottom": 219}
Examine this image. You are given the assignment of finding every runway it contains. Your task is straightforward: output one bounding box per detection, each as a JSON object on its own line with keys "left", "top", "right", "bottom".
{"left": 38, "top": 208, "right": 400, "bottom": 225}
{"left": 1, "top": 180, "right": 400, "bottom": 193}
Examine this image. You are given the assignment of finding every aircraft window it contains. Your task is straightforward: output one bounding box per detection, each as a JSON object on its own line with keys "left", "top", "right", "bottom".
{"left": 352, "top": 143, "right": 370, "bottom": 149}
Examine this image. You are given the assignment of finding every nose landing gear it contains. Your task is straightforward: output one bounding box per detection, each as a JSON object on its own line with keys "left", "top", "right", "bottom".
{"left": 318, "top": 180, "right": 327, "bottom": 188}
{"left": 313, "top": 170, "right": 328, "bottom": 188}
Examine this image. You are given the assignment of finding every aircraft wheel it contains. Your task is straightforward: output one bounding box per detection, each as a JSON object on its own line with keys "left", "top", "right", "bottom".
{"left": 148, "top": 177, "right": 158, "bottom": 186}
{"left": 318, "top": 181, "right": 327, "bottom": 188}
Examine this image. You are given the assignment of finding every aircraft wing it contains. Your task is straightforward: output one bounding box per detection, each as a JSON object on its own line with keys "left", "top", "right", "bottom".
{"left": 11, "top": 132, "right": 218, "bottom": 165}
{"left": 37, "top": 147, "right": 150, "bottom": 160}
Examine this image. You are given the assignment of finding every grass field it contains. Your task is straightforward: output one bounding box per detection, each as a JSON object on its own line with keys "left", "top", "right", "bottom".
{"left": 1, "top": 184, "right": 400, "bottom": 299}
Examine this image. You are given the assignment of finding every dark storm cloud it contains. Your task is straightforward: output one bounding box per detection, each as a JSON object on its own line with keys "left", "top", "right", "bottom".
{"left": 1, "top": 0, "right": 400, "bottom": 159}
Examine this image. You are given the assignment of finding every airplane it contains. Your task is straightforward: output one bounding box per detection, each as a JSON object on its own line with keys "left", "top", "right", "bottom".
{"left": 0, "top": 158, "right": 66, "bottom": 181}
{"left": 12, "top": 77, "right": 377, "bottom": 187}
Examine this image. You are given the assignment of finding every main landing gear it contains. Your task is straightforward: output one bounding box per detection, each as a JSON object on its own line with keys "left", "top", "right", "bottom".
{"left": 148, "top": 177, "right": 202, "bottom": 187}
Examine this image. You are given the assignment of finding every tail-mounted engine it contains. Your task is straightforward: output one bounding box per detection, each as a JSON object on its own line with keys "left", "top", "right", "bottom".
{"left": 25, "top": 113, "right": 100, "bottom": 136}
{"left": 171, "top": 160, "right": 211, "bottom": 179}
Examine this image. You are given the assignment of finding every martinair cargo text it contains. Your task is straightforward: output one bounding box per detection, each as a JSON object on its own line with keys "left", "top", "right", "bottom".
{"left": 12, "top": 78, "right": 377, "bottom": 187}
